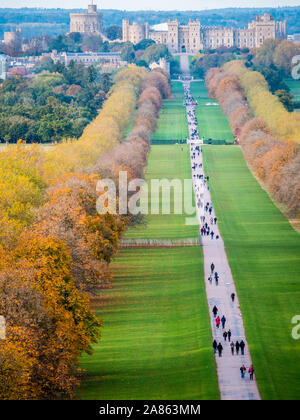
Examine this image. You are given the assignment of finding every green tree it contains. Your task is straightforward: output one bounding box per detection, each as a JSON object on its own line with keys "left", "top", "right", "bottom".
{"left": 105, "top": 25, "right": 122, "bottom": 41}
{"left": 275, "top": 89, "right": 295, "bottom": 112}
{"left": 121, "top": 42, "right": 135, "bottom": 63}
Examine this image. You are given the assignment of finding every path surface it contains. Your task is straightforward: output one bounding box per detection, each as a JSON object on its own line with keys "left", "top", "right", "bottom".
{"left": 181, "top": 66, "right": 261, "bottom": 400}
{"left": 180, "top": 54, "right": 190, "bottom": 78}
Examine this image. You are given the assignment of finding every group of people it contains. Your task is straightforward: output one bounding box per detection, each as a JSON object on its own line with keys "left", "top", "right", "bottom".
{"left": 240, "top": 364, "right": 255, "bottom": 380}
{"left": 184, "top": 85, "right": 199, "bottom": 141}
{"left": 185, "top": 82, "right": 256, "bottom": 384}
{"left": 211, "top": 282, "right": 255, "bottom": 381}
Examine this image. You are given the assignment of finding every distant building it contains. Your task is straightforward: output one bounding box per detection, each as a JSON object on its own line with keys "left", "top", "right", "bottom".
{"left": 70, "top": 2, "right": 103, "bottom": 35}
{"left": 46, "top": 50, "right": 126, "bottom": 67}
{"left": 149, "top": 57, "right": 170, "bottom": 74}
{"left": 0, "top": 54, "right": 8, "bottom": 80}
{"left": 288, "top": 34, "right": 300, "bottom": 43}
{"left": 4, "top": 27, "right": 22, "bottom": 46}
{"left": 123, "top": 13, "right": 286, "bottom": 53}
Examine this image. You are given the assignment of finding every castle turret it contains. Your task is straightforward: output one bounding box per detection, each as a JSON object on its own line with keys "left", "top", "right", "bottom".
{"left": 70, "top": 2, "right": 103, "bottom": 34}
{"left": 88, "top": 3, "right": 97, "bottom": 13}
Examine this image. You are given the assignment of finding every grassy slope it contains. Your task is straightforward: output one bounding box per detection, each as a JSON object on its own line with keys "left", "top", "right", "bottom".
{"left": 125, "top": 145, "right": 199, "bottom": 240}
{"left": 285, "top": 78, "right": 300, "bottom": 100}
{"left": 79, "top": 247, "right": 219, "bottom": 400}
{"left": 202, "top": 146, "right": 300, "bottom": 400}
{"left": 190, "top": 81, "right": 234, "bottom": 143}
{"left": 152, "top": 82, "right": 188, "bottom": 141}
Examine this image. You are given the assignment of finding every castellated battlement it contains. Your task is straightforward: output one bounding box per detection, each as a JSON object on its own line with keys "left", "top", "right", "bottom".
{"left": 122, "top": 14, "right": 286, "bottom": 53}
{"left": 70, "top": 3, "right": 103, "bottom": 35}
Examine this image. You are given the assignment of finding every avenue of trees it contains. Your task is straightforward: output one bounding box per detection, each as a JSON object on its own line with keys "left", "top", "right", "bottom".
{"left": 0, "top": 65, "right": 170, "bottom": 399}
{"left": 191, "top": 39, "right": 300, "bottom": 112}
{"left": 248, "top": 39, "right": 300, "bottom": 111}
{"left": 222, "top": 60, "right": 300, "bottom": 142}
{"left": 206, "top": 62, "right": 300, "bottom": 218}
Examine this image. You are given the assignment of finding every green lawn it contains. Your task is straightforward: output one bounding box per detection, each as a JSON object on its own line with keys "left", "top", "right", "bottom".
{"left": 125, "top": 144, "right": 199, "bottom": 240}
{"left": 79, "top": 246, "right": 219, "bottom": 400}
{"left": 190, "top": 81, "right": 234, "bottom": 143}
{"left": 285, "top": 78, "right": 300, "bottom": 100}
{"left": 152, "top": 82, "right": 188, "bottom": 142}
{"left": 202, "top": 146, "right": 300, "bottom": 400}
{"left": 168, "top": 81, "right": 185, "bottom": 103}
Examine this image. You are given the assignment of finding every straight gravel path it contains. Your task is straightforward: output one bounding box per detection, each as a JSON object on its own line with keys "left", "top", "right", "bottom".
{"left": 183, "top": 76, "right": 261, "bottom": 400}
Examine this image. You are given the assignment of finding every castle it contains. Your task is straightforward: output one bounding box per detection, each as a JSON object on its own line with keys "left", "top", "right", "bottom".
{"left": 69, "top": 5, "right": 286, "bottom": 53}
{"left": 122, "top": 13, "right": 287, "bottom": 53}
{"left": 70, "top": 2, "right": 103, "bottom": 35}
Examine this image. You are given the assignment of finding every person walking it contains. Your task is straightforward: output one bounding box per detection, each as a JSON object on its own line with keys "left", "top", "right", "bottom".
{"left": 227, "top": 329, "right": 232, "bottom": 342}
{"left": 216, "top": 316, "right": 220, "bottom": 329}
{"left": 223, "top": 331, "right": 228, "bottom": 341}
{"left": 214, "top": 272, "right": 219, "bottom": 286}
{"left": 221, "top": 315, "right": 226, "bottom": 329}
{"left": 217, "top": 342, "right": 223, "bottom": 357}
{"left": 240, "top": 340, "right": 245, "bottom": 355}
{"left": 230, "top": 341, "right": 234, "bottom": 355}
{"left": 212, "top": 305, "right": 218, "bottom": 317}
{"left": 235, "top": 341, "right": 240, "bottom": 355}
{"left": 210, "top": 263, "right": 215, "bottom": 273}
{"left": 231, "top": 292, "right": 235, "bottom": 302}
{"left": 212, "top": 340, "right": 218, "bottom": 354}
{"left": 240, "top": 365, "right": 246, "bottom": 379}
{"left": 208, "top": 275, "right": 212, "bottom": 284}
{"left": 249, "top": 365, "right": 255, "bottom": 380}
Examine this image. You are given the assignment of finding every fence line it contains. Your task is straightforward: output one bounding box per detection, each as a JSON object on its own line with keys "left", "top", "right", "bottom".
{"left": 119, "top": 237, "right": 200, "bottom": 248}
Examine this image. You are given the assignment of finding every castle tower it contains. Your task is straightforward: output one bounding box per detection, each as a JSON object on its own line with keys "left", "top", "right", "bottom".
{"left": 167, "top": 19, "right": 179, "bottom": 53}
{"left": 122, "top": 20, "right": 146, "bottom": 44}
{"left": 70, "top": 2, "right": 103, "bottom": 34}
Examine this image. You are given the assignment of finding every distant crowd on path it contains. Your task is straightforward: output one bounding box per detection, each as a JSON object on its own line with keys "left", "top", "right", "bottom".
{"left": 191, "top": 147, "right": 219, "bottom": 243}
{"left": 185, "top": 81, "right": 256, "bottom": 383}
{"left": 184, "top": 84, "right": 199, "bottom": 141}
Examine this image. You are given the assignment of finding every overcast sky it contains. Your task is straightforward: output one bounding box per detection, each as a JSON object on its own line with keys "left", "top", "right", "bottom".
{"left": 1, "top": 0, "right": 300, "bottom": 11}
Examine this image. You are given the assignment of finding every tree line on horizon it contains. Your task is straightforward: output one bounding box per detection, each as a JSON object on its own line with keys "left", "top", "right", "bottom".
{"left": 1, "top": 6, "right": 300, "bottom": 38}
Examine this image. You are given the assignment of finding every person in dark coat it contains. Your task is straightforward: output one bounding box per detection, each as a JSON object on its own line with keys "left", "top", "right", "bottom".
{"left": 213, "top": 340, "right": 217, "bottom": 354}
{"left": 249, "top": 365, "right": 255, "bottom": 380}
{"left": 221, "top": 315, "right": 226, "bottom": 329}
{"left": 227, "top": 329, "right": 232, "bottom": 342}
{"left": 230, "top": 341, "right": 234, "bottom": 355}
{"left": 223, "top": 331, "right": 228, "bottom": 341}
{"left": 210, "top": 263, "right": 215, "bottom": 273}
{"left": 217, "top": 342, "right": 223, "bottom": 357}
{"left": 212, "top": 305, "right": 218, "bottom": 317}
{"left": 240, "top": 365, "right": 246, "bottom": 378}
{"left": 240, "top": 340, "right": 245, "bottom": 355}
{"left": 235, "top": 341, "right": 240, "bottom": 355}
{"left": 214, "top": 272, "right": 219, "bottom": 286}
{"left": 231, "top": 293, "right": 235, "bottom": 302}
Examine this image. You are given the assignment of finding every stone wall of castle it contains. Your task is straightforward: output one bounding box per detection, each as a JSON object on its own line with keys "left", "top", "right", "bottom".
{"left": 70, "top": 4, "right": 103, "bottom": 34}
{"left": 122, "top": 13, "right": 286, "bottom": 53}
